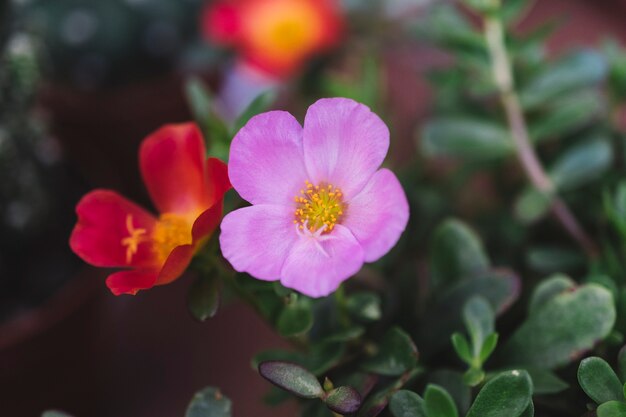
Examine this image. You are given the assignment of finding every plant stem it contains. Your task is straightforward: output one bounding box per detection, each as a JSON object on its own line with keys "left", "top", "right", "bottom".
{"left": 484, "top": 15, "right": 598, "bottom": 258}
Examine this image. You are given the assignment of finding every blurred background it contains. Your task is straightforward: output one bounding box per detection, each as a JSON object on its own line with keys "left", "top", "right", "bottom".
{"left": 1, "top": 0, "right": 626, "bottom": 416}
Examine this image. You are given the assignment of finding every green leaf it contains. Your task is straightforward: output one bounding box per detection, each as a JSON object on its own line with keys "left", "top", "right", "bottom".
{"left": 528, "top": 274, "right": 576, "bottom": 315}
{"left": 419, "top": 271, "right": 519, "bottom": 356}
{"left": 42, "top": 412, "right": 73, "bottom": 417}
{"left": 277, "top": 303, "right": 313, "bottom": 337}
{"left": 430, "top": 370, "right": 471, "bottom": 413}
{"left": 185, "top": 387, "right": 232, "bottom": 417}
{"left": 529, "top": 91, "right": 605, "bottom": 144}
{"left": 324, "top": 386, "right": 362, "bottom": 414}
{"left": 430, "top": 218, "right": 490, "bottom": 286}
{"left": 389, "top": 390, "right": 426, "bottom": 417}
{"left": 526, "top": 246, "right": 585, "bottom": 274}
{"left": 520, "top": 50, "right": 607, "bottom": 109}
{"left": 525, "top": 368, "right": 568, "bottom": 394}
{"left": 501, "top": 284, "right": 616, "bottom": 369}
{"left": 346, "top": 292, "right": 382, "bottom": 322}
{"left": 463, "top": 296, "right": 495, "bottom": 357}
{"left": 513, "top": 187, "right": 552, "bottom": 225}
{"left": 424, "top": 384, "right": 459, "bottom": 417}
{"left": 597, "top": 401, "right": 626, "bottom": 417}
{"left": 361, "top": 327, "right": 418, "bottom": 376}
{"left": 451, "top": 333, "right": 473, "bottom": 365}
{"left": 233, "top": 91, "right": 276, "bottom": 133}
{"left": 519, "top": 401, "right": 535, "bottom": 417}
{"left": 420, "top": 119, "right": 513, "bottom": 161}
{"left": 578, "top": 357, "right": 624, "bottom": 404}
{"left": 258, "top": 361, "right": 323, "bottom": 399}
{"left": 618, "top": 345, "right": 626, "bottom": 381}
{"left": 479, "top": 333, "right": 499, "bottom": 363}
{"left": 463, "top": 368, "right": 486, "bottom": 387}
{"left": 185, "top": 77, "right": 213, "bottom": 129}
{"left": 188, "top": 273, "right": 221, "bottom": 321}
{"left": 549, "top": 138, "right": 613, "bottom": 191}
{"left": 466, "top": 370, "right": 533, "bottom": 417}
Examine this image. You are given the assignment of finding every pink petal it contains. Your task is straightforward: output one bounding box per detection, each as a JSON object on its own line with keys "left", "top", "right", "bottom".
{"left": 303, "top": 98, "right": 389, "bottom": 199}
{"left": 280, "top": 225, "right": 364, "bottom": 297}
{"left": 343, "top": 169, "right": 409, "bottom": 262}
{"left": 229, "top": 111, "right": 308, "bottom": 205}
{"left": 219, "top": 205, "right": 298, "bottom": 281}
{"left": 106, "top": 269, "right": 159, "bottom": 296}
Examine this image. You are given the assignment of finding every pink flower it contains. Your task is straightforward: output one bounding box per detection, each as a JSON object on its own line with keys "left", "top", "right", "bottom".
{"left": 219, "top": 98, "right": 409, "bottom": 297}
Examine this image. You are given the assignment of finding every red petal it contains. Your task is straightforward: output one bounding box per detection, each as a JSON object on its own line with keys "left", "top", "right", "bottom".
{"left": 140, "top": 123, "right": 210, "bottom": 216}
{"left": 156, "top": 245, "right": 195, "bottom": 286}
{"left": 202, "top": 1, "right": 241, "bottom": 44}
{"left": 205, "top": 157, "right": 231, "bottom": 207}
{"left": 70, "top": 190, "right": 158, "bottom": 268}
{"left": 106, "top": 269, "right": 159, "bottom": 295}
{"left": 192, "top": 201, "right": 224, "bottom": 242}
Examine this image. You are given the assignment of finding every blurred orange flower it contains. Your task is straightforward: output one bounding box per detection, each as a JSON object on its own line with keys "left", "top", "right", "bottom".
{"left": 203, "top": 0, "right": 343, "bottom": 77}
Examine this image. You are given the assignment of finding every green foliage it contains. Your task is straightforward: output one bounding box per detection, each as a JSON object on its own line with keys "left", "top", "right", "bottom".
{"left": 41, "top": 412, "right": 73, "bottom": 417}
{"left": 185, "top": 387, "right": 232, "bottom": 417}
{"left": 578, "top": 357, "right": 623, "bottom": 404}
{"left": 324, "top": 386, "right": 362, "bottom": 414}
{"left": 501, "top": 284, "right": 616, "bottom": 369}
{"left": 389, "top": 390, "right": 426, "bottom": 417}
{"left": 361, "top": 327, "right": 418, "bottom": 376}
{"left": 277, "top": 302, "right": 314, "bottom": 337}
{"left": 187, "top": 273, "right": 221, "bottom": 322}
{"left": 597, "top": 401, "right": 626, "bottom": 417}
{"left": 346, "top": 292, "right": 382, "bottom": 322}
{"left": 466, "top": 370, "right": 533, "bottom": 417}
{"left": 430, "top": 219, "right": 490, "bottom": 285}
{"left": 424, "top": 384, "right": 458, "bottom": 417}
{"left": 258, "top": 361, "right": 324, "bottom": 399}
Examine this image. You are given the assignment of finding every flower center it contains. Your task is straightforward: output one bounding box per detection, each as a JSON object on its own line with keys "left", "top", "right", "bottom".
{"left": 152, "top": 213, "right": 193, "bottom": 263}
{"left": 293, "top": 180, "right": 345, "bottom": 234}
{"left": 121, "top": 213, "right": 192, "bottom": 264}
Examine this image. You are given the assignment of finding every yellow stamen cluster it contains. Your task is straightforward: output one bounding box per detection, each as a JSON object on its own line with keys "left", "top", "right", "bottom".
{"left": 121, "top": 213, "right": 192, "bottom": 264}
{"left": 121, "top": 215, "right": 147, "bottom": 264}
{"left": 293, "top": 180, "right": 345, "bottom": 233}
{"left": 152, "top": 213, "right": 193, "bottom": 263}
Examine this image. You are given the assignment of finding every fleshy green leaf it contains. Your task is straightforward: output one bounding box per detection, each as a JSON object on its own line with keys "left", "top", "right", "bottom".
{"left": 424, "top": 384, "right": 459, "bottom": 417}
{"left": 185, "top": 387, "right": 232, "bottom": 417}
{"left": 420, "top": 118, "right": 514, "bottom": 161}
{"left": 597, "top": 401, "right": 626, "bottom": 417}
{"left": 258, "top": 361, "right": 323, "bottom": 399}
{"left": 463, "top": 296, "right": 494, "bottom": 357}
{"left": 188, "top": 273, "right": 221, "bottom": 321}
{"left": 463, "top": 368, "right": 485, "bottom": 387}
{"left": 513, "top": 187, "right": 552, "bottom": 225}
{"left": 42, "top": 412, "right": 73, "bottom": 417}
{"left": 549, "top": 138, "right": 613, "bottom": 191}
{"left": 466, "top": 370, "right": 533, "bottom": 417}
{"left": 479, "top": 333, "right": 499, "bottom": 363}
{"left": 277, "top": 303, "right": 313, "bottom": 337}
{"left": 389, "top": 390, "right": 426, "bottom": 417}
{"left": 430, "top": 218, "right": 490, "bottom": 286}
{"left": 520, "top": 50, "right": 607, "bottom": 109}
{"left": 346, "top": 292, "right": 382, "bottom": 322}
{"left": 361, "top": 327, "right": 418, "bottom": 376}
{"left": 501, "top": 284, "right": 616, "bottom": 369}
{"left": 419, "top": 270, "right": 519, "bottom": 356}
{"left": 324, "top": 386, "right": 362, "bottom": 414}
{"left": 525, "top": 368, "right": 569, "bottom": 395}
{"left": 430, "top": 370, "right": 471, "bottom": 413}
{"left": 233, "top": 91, "right": 276, "bottom": 133}
{"left": 526, "top": 246, "right": 585, "bottom": 274}
{"left": 578, "top": 357, "right": 624, "bottom": 404}
{"left": 528, "top": 274, "right": 576, "bottom": 315}
{"left": 618, "top": 346, "right": 626, "bottom": 381}
{"left": 529, "top": 91, "right": 605, "bottom": 144}
{"left": 451, "top": 333, "right": 473, "bottom": 365}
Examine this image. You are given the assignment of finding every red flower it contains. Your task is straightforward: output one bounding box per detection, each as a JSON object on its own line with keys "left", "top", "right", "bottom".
{"left": 70, "top": 123, "right": 230, "bottom": 295}
{"left": 202, "top": 0, "right": 343, "bottom": 77}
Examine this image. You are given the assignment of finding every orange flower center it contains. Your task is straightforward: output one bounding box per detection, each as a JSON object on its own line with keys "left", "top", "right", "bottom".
{"left": 122, "top": 213, "right": 193, "bottom": 264}
{"left": 293, "top": 180, "right": 345, "bottom": 234}
{"left": 244, "top": 1, "right": 324, "bottom": 63}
